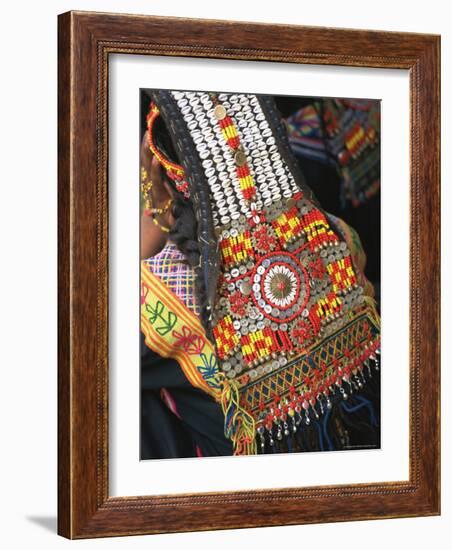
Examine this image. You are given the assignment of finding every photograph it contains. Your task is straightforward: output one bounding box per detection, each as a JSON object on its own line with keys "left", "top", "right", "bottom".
{"left": 139, "top": 89, "right": 382, "bottom": 459}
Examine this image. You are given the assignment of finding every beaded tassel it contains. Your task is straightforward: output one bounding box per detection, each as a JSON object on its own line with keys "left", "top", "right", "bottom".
{"left": 147, "top": 102, "right": 190, "bottom": 198}
{"left": 213, "top": 101, "right": 257, "bottom": 201}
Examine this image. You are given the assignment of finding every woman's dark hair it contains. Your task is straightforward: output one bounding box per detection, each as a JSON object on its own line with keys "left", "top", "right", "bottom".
{"left": 143, "top": 94, "right": 211, "bottom": 329}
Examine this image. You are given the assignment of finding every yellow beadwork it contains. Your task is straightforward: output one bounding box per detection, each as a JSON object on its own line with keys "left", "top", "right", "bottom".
{"left": 316, "top": 294, "right": 342, "bottom": 318}
{"left": 213, "top": 315, "right": 240, "bottom": 358}
{"left": 326, "top": 256, "right": 357, "bottom": 293}
{"left": 272, "top": 209, "right": 304, "bottom": 245}
{"left": 220, "top": 230, "right": 254, "bottom": 266}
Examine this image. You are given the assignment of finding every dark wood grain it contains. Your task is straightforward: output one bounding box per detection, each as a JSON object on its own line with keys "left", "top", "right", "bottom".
{"left": 57, "top": 10, "right": 71, "bottom": 539}
{"left": 57, "top": 10, "right": 440, "bottom": 539}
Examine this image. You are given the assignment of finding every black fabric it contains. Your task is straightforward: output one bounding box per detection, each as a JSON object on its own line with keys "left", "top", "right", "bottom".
{"left": 140, "top": 332, "right": 233, "bottom": 459}
{"left": 151, "top": 90, "right": 220, "bottom": 337}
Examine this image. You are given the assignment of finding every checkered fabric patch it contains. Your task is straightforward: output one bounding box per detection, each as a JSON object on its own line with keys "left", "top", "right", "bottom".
{"left": 143, "top": 241, "right": 200, "bottom": 315}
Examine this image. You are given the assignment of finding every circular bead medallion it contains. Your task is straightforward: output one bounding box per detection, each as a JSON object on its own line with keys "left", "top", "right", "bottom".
{"left": 264, "top": 264, "right": 298, "bottom": 307}
{"left": 251, "top": 251, "right": 309, "bottom": 323}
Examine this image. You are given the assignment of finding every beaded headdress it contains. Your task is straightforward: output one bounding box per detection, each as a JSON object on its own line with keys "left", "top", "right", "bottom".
{"left": 149, "top": 90, "right": 381, "bottom": 453}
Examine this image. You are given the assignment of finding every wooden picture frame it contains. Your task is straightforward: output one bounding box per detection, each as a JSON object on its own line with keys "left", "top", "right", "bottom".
{"left": 58, "top": 10, "right": 440, "bottom": 538}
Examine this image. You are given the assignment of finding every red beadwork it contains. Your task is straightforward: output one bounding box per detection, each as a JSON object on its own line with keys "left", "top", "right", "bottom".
{"left": 229, "top": 291, "right": 249, "bottom": 317}
{"left": 291, "top": 319, "right": 313, "bottom": 344}
{"left": 252, "top": 224, "right": 277, "bottom": 253}
{"left": 308, "top": 257, "right": 326, "bottom": 279}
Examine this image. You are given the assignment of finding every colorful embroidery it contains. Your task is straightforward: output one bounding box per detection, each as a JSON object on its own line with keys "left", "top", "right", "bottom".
{"left": 141, "top": 262, "right": 256, "bottom": 455}
{"left": 144, "top": 241, "right": 200, "bottom": 315}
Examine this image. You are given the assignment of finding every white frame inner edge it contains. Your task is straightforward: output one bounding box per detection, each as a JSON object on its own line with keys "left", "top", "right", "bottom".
{"left": 109, "top": 54, "right": 409, "bottom": 497}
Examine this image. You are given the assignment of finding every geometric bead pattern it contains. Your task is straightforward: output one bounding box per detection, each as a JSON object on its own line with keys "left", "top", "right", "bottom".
{"left": 300, "top": 209, "right": 339, "bottom": 250}
{"left": 272, "top": 207, "right": 304, "bottom": 246}
{"left": 213, "top": 195, "right": 363, "bottom": 383}
{"left": 326, "top": 255, "right": 357, "bottom": 293}
{"left": 219, "top": 230, "right": 254, "bottom": 266}
{"left": 315, "top": 292, "right": 342, "bottom": 319}
{"left": 240, "top": 328, "right": 287, "bottom": 365}
{"left": 241, "top": 309, "right": 377, "bottom": 413}
{"left": 212, "top": 315, "right": 240, "bottom": 359}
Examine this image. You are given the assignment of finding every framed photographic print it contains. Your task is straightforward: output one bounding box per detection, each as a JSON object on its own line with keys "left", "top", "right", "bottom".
{"left": 58, "top": 11, "right": 440, "bottom": 538}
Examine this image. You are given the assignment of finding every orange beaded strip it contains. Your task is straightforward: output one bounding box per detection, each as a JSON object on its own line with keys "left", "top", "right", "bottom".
{"left": 146, "top": 102, "right": 190, "bottom": 198}
{"left": 298, "top": 209, "right": 339, "bottom": 251}
{"left": 214, "top": 103, "right": 257, "bottom": 201}
{"left": 218, "top": 116, "right": 240, "bottom": 149}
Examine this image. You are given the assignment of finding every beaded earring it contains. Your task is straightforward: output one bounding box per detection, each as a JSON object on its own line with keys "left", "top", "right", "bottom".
{"left": 146, "top": 102, "right": 190, "bottom": 199}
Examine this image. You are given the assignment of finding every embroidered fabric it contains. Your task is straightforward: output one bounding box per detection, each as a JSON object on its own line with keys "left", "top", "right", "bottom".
{"left": 144, "top": 240, "right": 200, "bottom": 315}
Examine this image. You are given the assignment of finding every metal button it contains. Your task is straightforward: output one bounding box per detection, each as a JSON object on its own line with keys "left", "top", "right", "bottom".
{"left": 214, "top": 104, "right": 227, "bottom": 120}
{"left": 234, "top": 149, "right": 247, "bottom": 167}
{"left": 241, "top": 281, "right": 252, "bottom": 295}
